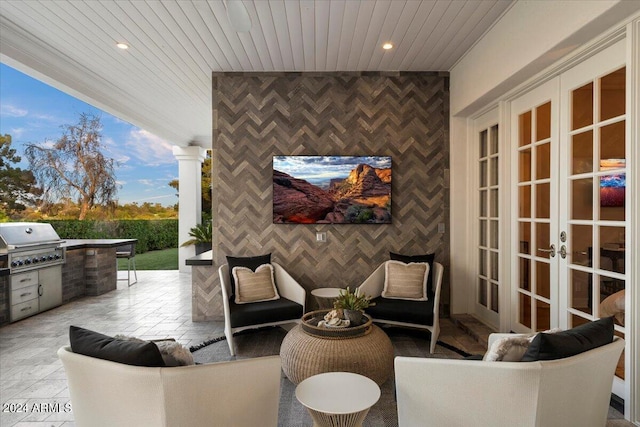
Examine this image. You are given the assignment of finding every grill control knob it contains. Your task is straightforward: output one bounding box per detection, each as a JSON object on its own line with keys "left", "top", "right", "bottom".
{"left": 11, "top": 261, "right": 19, "bottom": 267}
{"left": 48, "top": 255, "right": 54, "bottom": 261}
{"left": 54, "top": 254, "right": 61, "bottom": 260}
{"left": 32, "top": 258, "right": 39, "bottom": 264}
{"left": 24, "top": 259, "right": 32, "bottom": 265}
{"left": 17, "top": 260, "right": 24, "bottom": 266}
{"left": 40, "top": 256, "right": 47, "bottom": 262}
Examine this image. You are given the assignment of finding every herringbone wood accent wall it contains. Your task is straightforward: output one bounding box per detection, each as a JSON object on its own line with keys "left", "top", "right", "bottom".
{"left": 212, "top": 72, "right": 450, "bottom": 312}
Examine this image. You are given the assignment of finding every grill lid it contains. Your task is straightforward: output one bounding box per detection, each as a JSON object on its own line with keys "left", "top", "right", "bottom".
{"left": 0, "top": 222, "right": 63, "bottom": 252}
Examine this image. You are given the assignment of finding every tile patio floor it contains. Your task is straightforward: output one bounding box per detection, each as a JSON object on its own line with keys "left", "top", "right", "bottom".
{"left": 0, "top": 270, "right": 631, "bottom": 426}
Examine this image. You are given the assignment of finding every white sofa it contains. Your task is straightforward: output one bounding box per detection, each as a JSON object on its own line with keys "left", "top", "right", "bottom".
{"left": 395, "top": 335, "right": 625, "bottom": 427}
{"left": 58, "top": 347, "right": 281, "bottom": 427}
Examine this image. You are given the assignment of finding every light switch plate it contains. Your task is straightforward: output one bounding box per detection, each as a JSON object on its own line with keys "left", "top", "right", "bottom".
{"left": 438, "top": 223, "right": 445, "bottom": 234}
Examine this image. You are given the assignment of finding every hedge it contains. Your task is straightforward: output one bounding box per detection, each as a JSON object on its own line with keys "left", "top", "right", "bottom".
{"left": 42, "top": 220, "right": 178, "bottom": 254}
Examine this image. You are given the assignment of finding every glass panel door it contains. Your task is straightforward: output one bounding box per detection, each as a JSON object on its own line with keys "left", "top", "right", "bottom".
{"left": 565, "top": 68, "right": 626, "bottom": 328}
{"left": 475, "top": 109, "right": 500, "bottom": 328}
{"left": 559, "top": 39, "right": 627, "bottom": 396}
{"left": 511, "top": 79, "right": 559, "bottom": 333}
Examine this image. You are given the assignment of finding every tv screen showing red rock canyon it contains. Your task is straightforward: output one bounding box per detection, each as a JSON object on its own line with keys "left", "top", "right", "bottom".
{"left": 273, "top": 156, "right": 392, "bottom": 224}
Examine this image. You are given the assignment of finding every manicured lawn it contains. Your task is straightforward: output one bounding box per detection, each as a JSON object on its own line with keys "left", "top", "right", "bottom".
{"left": 118, "top": 247, "right": 179, "bottom": 270}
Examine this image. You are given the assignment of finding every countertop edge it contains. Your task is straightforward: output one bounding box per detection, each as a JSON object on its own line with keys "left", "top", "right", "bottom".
{"left": 61, "top": 239, "right": 138, "bottom": 250}
{"left": 186, "top": 250, "right": 213, "bottom": 266}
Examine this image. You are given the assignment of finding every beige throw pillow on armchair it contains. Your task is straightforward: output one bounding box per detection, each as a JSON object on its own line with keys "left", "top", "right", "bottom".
{"left": 233, "top": 263, "right": 280, "bottom": 304}
{"left": 382, "top": 260, "right": 429, "bottom": 301}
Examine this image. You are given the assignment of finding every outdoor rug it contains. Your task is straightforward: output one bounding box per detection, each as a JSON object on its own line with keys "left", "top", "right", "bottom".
{"left": 191, "top": 326, "right": 471, "bottom": 427}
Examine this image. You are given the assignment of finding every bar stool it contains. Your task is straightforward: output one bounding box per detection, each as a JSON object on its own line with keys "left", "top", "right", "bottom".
{"left": 116, "top": 243, "right": 137, "bottom": 286}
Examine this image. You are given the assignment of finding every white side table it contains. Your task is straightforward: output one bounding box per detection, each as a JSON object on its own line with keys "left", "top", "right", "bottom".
{"left": 311, "top": 287, "right": 342, "bottom": 309}
{"left": 295, "top": 372, "right": 381, "bottom": 427}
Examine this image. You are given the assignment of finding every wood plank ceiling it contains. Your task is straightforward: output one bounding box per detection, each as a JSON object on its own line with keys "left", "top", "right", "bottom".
{"left": 0, "top": 0, "right": 513, "bottom": 147}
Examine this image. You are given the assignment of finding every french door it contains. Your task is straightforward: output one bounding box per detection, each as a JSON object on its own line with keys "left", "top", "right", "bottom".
{"left": 559, "top": 41, "right": 627, "bottom": 398}
{"left": 474, "top": 109, "right": 501, "bottom": 328}
{"left": 511, "top": 78, "right": 559, "bottom": 333}
{"left": 510, "top": 40, "right": 628, "bottom": 396}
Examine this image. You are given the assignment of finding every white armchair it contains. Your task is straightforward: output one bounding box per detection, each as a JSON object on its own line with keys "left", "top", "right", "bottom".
{"left": 219, "top": 262, "right": 306, "bottom": 356}
{"left": 357, "top": 261, "right": 444, "bottom": 353}
{"left": 58, "top": 347, "right": 281, "bottom": 427}
{"left": 395, "top": 335, "right": 625, "bottom": 427}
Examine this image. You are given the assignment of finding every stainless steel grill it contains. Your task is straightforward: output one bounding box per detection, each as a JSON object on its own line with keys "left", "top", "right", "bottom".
{"left": 0, "top": 222, "right": 65, "bottom": 273}
{"left": 0, "top": 222, "right": 65, "bottom": 321}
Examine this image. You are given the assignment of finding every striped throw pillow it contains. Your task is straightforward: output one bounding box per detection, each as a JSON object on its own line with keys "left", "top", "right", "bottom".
{"left": 233, "top": 264, "right": 280, "bottom": 304}
{"left": 382, "top": 260, "right": 429, "bottom": 301}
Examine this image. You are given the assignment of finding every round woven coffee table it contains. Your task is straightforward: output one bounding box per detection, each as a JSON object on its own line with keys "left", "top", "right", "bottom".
{"left": 280, "top": 319, "right": 394, "bottom": 385}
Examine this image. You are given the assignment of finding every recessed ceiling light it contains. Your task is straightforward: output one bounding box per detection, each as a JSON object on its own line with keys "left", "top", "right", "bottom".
{"left": 116, "top": 42, "right": 129, "bottom": 50}
{"left": 382, "top": 42, "right": 393, "bottom": 50}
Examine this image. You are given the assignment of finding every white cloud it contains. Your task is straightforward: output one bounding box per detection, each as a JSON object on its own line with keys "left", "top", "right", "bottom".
{"left": 131, "top": 194, "right": 176, "bottom": 202}
{"left": 10, "top": 127, "right": 25, "bottom": 137}
{"left": 124, "top": 128, "right": 175, "bottom": 166}
{"left": 1, "top": 104, "right": 28, "bottom": 117}
{"left": 103, "top": 137, "right": 131, "bottom": 163}
{"left": 31, "top": 113, "right": 60, "bottom": 122}
{"left": 138, "top": 179, "right": 154, "bottom": 186}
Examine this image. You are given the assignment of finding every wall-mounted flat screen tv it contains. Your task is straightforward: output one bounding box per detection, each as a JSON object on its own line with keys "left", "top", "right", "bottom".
{"left": 273, "top": 155, "right": 392, "bottom": 224}
{"left": 600, "top": 159, "right": 625, "bottom": 208}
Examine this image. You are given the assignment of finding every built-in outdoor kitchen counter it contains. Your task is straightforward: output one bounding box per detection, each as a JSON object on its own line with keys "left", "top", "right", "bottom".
{"left": 186, "top": 250, "right": 223, "bottom": 321}
{"left": 0, "top": 239, "right": 136, "bottom": 326}
{"left": 61, "top": 239, "right": 137, "bottom": 300}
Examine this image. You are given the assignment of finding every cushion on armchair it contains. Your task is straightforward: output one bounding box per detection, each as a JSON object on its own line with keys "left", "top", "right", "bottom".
{"left": 484, "top": 335, "right": 534, "bottom": 361}
{"left": 229, "top": 297, "right": 303, "bottom": 328}
{"left": 114, "top": 335, "right": 195, "bottom": 366}
{"left": 390, "top": 252, "right": 435, "bottom": 297}
{"left": 521, "top": 316, "right": 614, "bottom": 362}
{"left": 233, "top": 263, "right": 280, "bottom": 304}
{"left": 366, "top": 297, "right": 435, "bottom": 326}
{"left": 382, "top": 260, "right": 429, "bottom": 301}
{"left": 226, "top": 253, "right": 272, "bottom": 296}
{"left": 69, "top": 326, "right": 166, "bottom": 367}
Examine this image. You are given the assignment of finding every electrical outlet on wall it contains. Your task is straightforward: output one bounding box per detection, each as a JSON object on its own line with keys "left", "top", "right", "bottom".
{"left": 438, "top": 223, "right": 445, "bottom": 234}
{"left": 316, "top": 232, "right": 327, "bottom": 242}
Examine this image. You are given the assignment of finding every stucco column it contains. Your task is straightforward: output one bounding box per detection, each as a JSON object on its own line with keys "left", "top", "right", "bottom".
{"left": 173, "top": 146, "right": 207, "bottom": 273}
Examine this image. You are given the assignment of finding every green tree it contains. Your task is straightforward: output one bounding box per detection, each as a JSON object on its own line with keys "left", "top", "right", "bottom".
{"left": 0, "top": 134, "right": 41, "bottom": 217}
{"left": 25, "top": 113, "right": 118, "bottom": 220}
{"left": 168, "top": 150, "right": 212, "bottom": 216}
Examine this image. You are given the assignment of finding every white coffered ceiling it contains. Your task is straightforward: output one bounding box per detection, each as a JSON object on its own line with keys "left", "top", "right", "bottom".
{"left": 0, "top": 0, "right": 513, "bottom": 148}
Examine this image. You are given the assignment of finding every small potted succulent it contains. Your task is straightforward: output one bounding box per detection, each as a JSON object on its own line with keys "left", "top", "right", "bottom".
{"left": 333, "top": 287, "right": 374, "bottom": 326}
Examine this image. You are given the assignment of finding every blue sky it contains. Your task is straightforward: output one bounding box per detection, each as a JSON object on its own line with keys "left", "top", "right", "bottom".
{"left": 0, "top": 63, "right": 178, "bottom": 206}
